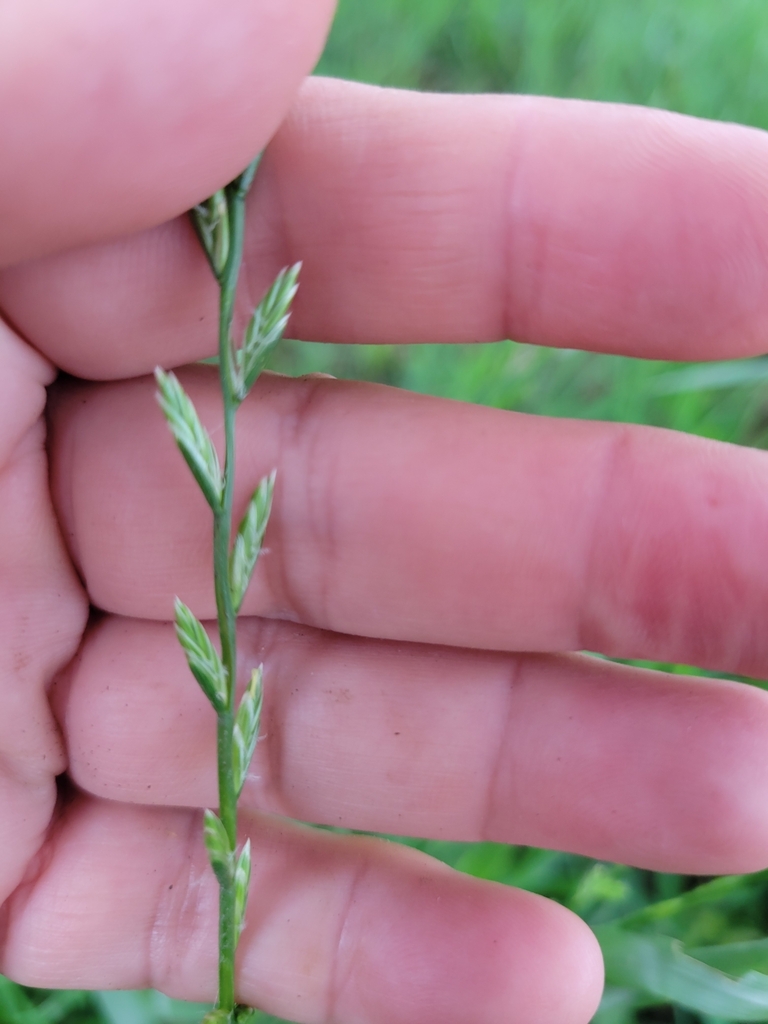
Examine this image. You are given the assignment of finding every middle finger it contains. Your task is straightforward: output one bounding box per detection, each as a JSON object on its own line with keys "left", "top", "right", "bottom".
{"left": 50, "top": 367, "right": 768, "bottom": 677}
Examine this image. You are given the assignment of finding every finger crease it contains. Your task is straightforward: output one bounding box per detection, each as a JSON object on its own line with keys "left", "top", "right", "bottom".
{"left": 482, "top": 655, "right": 523, "bottom": 842}
{"left": 148, "top": 810, "right": 208, "bottom": 995}
{"left": 278, "top": 376, "right": 337, "bottom": 629}
{"left": 327, "top": 849, "right": 371, "bottom": 1024}
{"left": 577, "top": 425, "right": 634, "bottom": 654}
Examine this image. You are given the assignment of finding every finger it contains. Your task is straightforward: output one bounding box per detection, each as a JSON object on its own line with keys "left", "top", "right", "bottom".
{"left": 6, "top": 79, "right": 768, "bottom": 379}
{"left": 2, "top": 797, "right": 603, "bottom": 1024}
{"left": 50, "top": 369, "right": 768, "bottom": 678}
{"left": 0, "top": 321, "right": 87, "bottom": 902}
{"left": 0, "top": 0, "right": 334, "bottom": 267}
{"left": 57, "top": 615, "right": 768, "bottom": 875}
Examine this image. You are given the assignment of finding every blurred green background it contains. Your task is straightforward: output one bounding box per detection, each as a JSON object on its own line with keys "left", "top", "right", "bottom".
{"left": 9, "top": 1, "right": 768, "bottom": 1022}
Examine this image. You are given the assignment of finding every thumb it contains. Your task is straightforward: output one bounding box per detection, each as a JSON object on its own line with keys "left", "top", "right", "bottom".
{"left": 0, "top": 0, "right": 335, "bottom": 268}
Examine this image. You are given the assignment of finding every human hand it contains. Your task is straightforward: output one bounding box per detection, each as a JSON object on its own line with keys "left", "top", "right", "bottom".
{"left": 4, "top": 3, "right": 768, "bottom": 1024}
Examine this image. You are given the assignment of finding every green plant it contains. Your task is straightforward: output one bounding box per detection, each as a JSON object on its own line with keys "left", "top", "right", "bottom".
{"left": 155, "top": 160, "right": 299, "bottom": 1024}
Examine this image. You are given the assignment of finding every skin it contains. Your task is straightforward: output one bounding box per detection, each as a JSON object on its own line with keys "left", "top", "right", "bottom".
{"left": 6, "top": 1, "right": 768, "bottom": 1021}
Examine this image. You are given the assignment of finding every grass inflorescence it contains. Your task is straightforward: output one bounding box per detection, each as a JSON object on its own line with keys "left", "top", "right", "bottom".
{"left": 155, "top": 163, "right": 299, "bottom": 1024}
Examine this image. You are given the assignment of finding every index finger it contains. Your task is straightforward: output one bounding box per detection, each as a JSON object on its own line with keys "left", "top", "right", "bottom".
{"left": 4, "top": 78, "right": 768, "bottom": 378}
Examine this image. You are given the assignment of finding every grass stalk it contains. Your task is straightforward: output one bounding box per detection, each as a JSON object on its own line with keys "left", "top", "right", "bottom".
{"left": 155, "top": 158, "right": 300, "bottom": 1024}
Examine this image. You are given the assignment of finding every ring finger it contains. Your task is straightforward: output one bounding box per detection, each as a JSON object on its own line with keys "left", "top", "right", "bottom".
{"left": 56, "top": 614, "right": 768, "bottom": 875}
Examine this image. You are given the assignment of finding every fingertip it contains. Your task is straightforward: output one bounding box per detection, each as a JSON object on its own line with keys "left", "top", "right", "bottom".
{"left": 0, "top": 0, "right": 337, "bottom": 265}
{"left": 516, "top": 893, "right": 604, "bottom": 1024}
{"left": 682, "top": 680, "right": 768, "bottom": 875}
{"left": 337, "top": 845, "right": 604, "bottom": 1024}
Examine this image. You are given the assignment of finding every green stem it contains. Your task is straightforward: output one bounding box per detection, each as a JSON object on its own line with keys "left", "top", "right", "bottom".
{"left": 213, "top": 505, "right": 236, "bottom": 1015}
{"left": 211, "top": 161, "right": 257, "bottom": 1021}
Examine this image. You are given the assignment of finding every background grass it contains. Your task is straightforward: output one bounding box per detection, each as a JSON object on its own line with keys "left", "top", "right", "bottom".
{"left": 9, "top": 1, "right": 768, "bottom": 1022}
